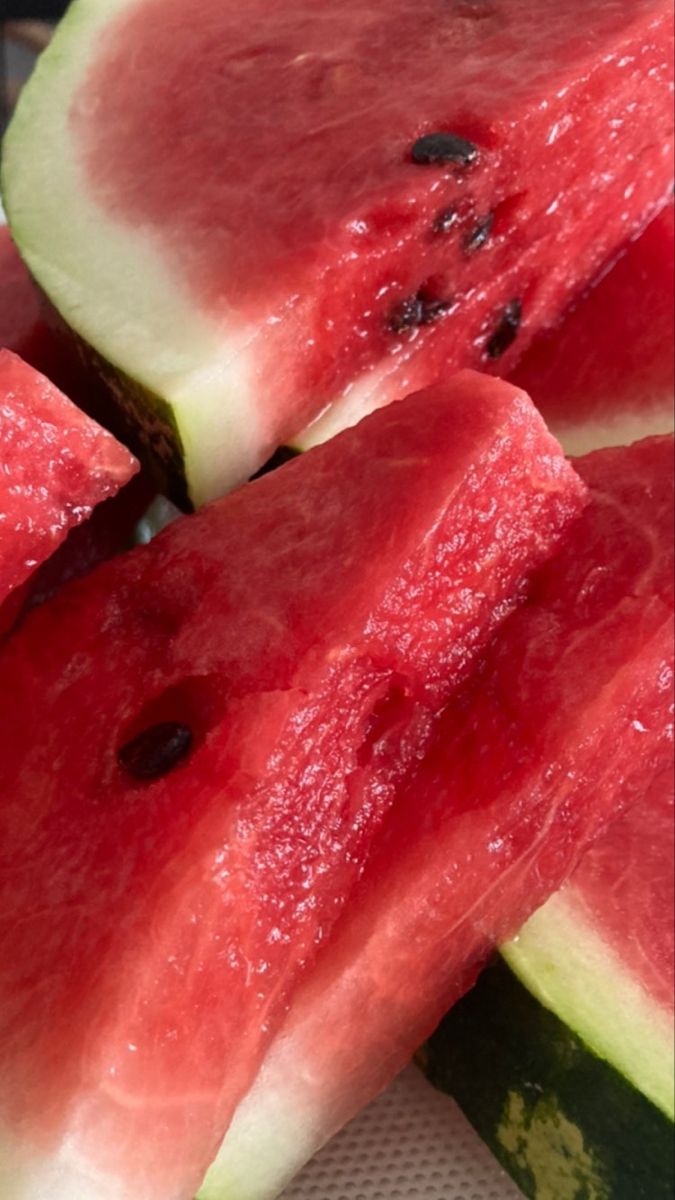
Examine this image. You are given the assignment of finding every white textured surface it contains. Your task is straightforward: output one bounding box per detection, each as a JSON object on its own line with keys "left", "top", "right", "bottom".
{"left": 281, "top": 1067, "right": 522, "bottom": 1200}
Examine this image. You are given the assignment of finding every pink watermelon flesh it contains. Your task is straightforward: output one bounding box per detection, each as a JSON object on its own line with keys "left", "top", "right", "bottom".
{"left": 510, "top": 203, "right": 675, "bottom": 455}
{"left": 0, "top": 226, "right": 47, "bottom": 364}
{"left": 0, "top": 472, "right": 157, "bottom": 641}
{"left": 559, "top": 769, "right": 674, "bottom": 1016}
{"left": 0, "top": 372, "right": 584, "bottom": 1200}
{"left": 0, "top": 226, "right": 101, "bottom": 417}
{"left": 0, "top": 348, "right": 138, "bottom": 606}
{"left": 208, "top": 435, "right": 675, "bottom": 1200}
{"left": 63, "top": 0, "right": 673, "bottom": 496}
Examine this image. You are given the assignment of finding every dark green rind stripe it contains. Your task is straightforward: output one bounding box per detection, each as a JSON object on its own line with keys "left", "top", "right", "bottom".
{"left": 37, "top": 297, "right": 193, "bottom": 511}
{"left": 423, "top": 958, "right": 674, "bottom": 1200}
{"left": 79, "top": 339, "right": 191, "bottom": 512}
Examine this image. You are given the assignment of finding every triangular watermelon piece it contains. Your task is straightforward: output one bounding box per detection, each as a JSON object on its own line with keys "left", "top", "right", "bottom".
{"left": 511, "top": 204, "right": 675, "bottom": 455}
{"left": 0, "top": 349, "right": 138, "bottom": 608}
{"left": 4, "top": 0, "right": 673, "bottom": 504}
{"left": 208, "top": 435, "right": 674, "bottom": 1200}
{"left": 0, "top": 371, "right": 583, "bottom": 1200}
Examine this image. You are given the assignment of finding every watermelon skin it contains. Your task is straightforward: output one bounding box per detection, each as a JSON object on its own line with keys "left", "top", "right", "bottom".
{"left": 424, "top": 952, "right": 674, "bottom": 1200}
{"left": 424, "top": 769, "right": 675, "bottom": 1200}
{"left": 206, "top": 435, "right": 674, "bottom": 1200}
{"left": 4, "top": 1, "right": 673, "bottom": 505}
{"left": 0, "top": 349, "right": 138, "bottom": 605}
{"left": 0, "top": 373, "right": 583, "bottom": 1200}
{"left": 510, "top": 204, "right": 675, "bottom": 455}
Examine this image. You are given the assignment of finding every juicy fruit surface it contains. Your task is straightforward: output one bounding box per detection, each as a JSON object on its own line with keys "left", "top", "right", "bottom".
{"left": 0, "top": 374, "right": 583, "bottom": 1200}
{"left": 564, "top": 782, "right": 674, "bottom": 1014}
{"left": 511, "top": 204, "right": 675, "bottom": 455}
{"left": 0, "top": 349, "right": 137, "bottom": 604}
{"left": 5, "top": 0, "right": 673, "bottom": 502}
{"left": 207, "top": 436, "right": 674, "bottom": 1200}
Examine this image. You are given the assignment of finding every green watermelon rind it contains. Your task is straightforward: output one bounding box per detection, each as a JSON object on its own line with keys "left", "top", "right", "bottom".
{"left": 423, "top": 957, "right": 674, "bottom": 1200}
{"left": 502, "top": 889, "right": 674, "bottom": 1122}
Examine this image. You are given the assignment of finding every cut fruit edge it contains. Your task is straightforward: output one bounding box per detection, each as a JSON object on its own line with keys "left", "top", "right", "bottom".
{"left": 1, "top": 0, "right": 264, "bottom": 509}
{"left": 502, "top": 884, "right": 674, "bottom": 1122}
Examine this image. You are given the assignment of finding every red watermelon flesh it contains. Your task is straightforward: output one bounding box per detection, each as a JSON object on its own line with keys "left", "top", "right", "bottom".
{"left": 0, "top": 226, "right": 99, "bottom": 415}
{"left": 0, "top": 226, "right": 46, "bottom": 364}
{"left": 510, "top": 204, "right": 675, "bottom": 456}
{"left": 0, "top": 472, "right": 157, "bottom": 641}
{"left": 207, "top": 435, "right": 675, "bottom": 1200}
{"left": 555, "top": 769, "right": 674, "bottom": 1016}
{"left": 0, "top": 349, "right": 138, "bottom": 606}
{"left": 0, "top": 372, "right": 584, "bottom": 1200}
{"left": 5, "top": 0, "right": 673, "bottom": 505}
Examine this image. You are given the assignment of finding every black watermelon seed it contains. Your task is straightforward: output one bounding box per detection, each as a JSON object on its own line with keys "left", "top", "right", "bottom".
{"left": 411, "top": 132, "right": 480, "bottom": 169}
{"left": 485, "top": 299, "right": 523, "bottom": 360}
{"left": 390, "top": 293, "right": 455, "bottom": 333}
{"left": 118, "top": 722, "right": 193, "bottom": 781}
{"left": 433, "top": 205, "right": 460, "bottom": 235}
{"left": 463, "top": 212, "right": 494, "bottom": 254}
{"left": 390, "top": 294, "right": 426, "bottom": 332}
{"left": 420, "top": 298, "right": 455, "bottom": 325}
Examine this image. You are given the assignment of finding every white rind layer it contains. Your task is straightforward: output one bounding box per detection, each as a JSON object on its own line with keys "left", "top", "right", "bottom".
{"left": 295, "top": 356, "right": 674, "bottom": 459}
{"left": 2, "top": 0, "right": 262, "bottom": 508}
{"left": 503, "top": 890, "right": 675, "bottom": 1121}
{"left": 0, "top": 1127, "right": 129, "bottom": 1200}
{"left": 548, "top": 405, "right": 675, "bottom": 458}
{"left": 198, "top": 1051, "right": 320, "bottom": 1200}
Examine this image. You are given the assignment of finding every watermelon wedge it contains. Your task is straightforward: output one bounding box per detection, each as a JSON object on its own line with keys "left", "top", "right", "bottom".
{"left": 511, "top": 204, "right": 675, "bottom": 455}
{"left": 206, "top": 435, "right": 675, "bottom": 1200}
{"left": 0, "top": 372, "right": 583, "bottom": 1200}
{"left": 0, "top": 348, "right": 138, "bottom": 606}
{"left": 3, "top": 1, "right": 673, "bottom": 506}
{"left": 424, "top": 771, "right": 674, "bottom": 1200}
{"left": 0, "top": 225, "right": 47, "bottom": 366}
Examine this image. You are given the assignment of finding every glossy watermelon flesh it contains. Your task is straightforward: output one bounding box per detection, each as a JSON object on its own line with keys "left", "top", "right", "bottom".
{"left": 0, "top": 349, "right": 138, "bottom": 606}
{"left": 207, "top": 435, "right": 675, "bottom": 1200}
{"left": 0, "top": 372, "right": 584, "bottom": 1200}
{"left": 510, "top": 204, "right": 675, "bottom": 456}
{"left": 4, "top": 1, "right": 673, "bottom": 505}
{"left": 561, "top": 780, "right": 674, "bottom": 1019}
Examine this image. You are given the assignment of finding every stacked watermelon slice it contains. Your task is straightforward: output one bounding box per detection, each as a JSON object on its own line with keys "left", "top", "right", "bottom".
{"left": 0, "top": 349, "right": 137, "bottom": 613}
{"left": 0, "top": 2, "right": 673, "bottom": 1200}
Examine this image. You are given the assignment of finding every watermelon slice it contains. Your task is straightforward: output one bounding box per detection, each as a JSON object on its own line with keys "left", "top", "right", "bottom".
{"left": 0, "top": 372, "right": 583, "bottom": 1200}
{"left": 424, "top": 771, "right": 674, "bottom": 1200}
{"left": 0, "top": 348, "right": 138, "bottom": 607}
{"left": 511, "top": 204, "right": 675, "bottom": 455}
{"left": 207, "top": 434, "right": 675, "bottom": 1200}
{"left": 0, "top": 225, "right": 48, "bottom": 366}
{"left": 3, "top": 1, "right": 673, "bottom": 506}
